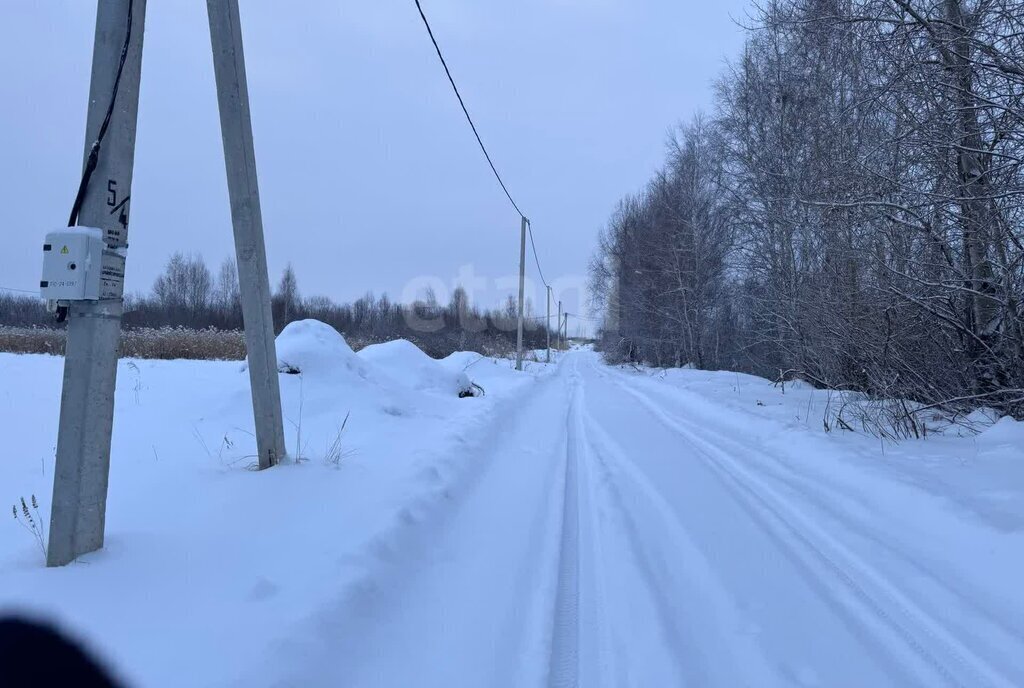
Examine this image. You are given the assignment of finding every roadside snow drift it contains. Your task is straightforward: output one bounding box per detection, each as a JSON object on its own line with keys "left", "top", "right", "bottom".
{"left": 275, "top": 319, "right": 371, "bottom": 380}
{"left": 275, "top": 321, "right": 474, "bottom": 397}
{"left": 359, "top": 338, "right": 474, "bottom": 397}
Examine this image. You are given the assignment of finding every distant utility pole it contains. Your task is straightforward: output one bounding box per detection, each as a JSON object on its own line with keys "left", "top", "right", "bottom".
{"left": 207, "top": 0, "right": 286, "bottom": 469}
{"left": 557, "top": 300, "right": 563, "bottom": 350}
{"left": 546, "top": 285, "right": 552, "bottom": 363}
{"left": 47, "top": 0, "right": 147, "bottom": 568}
{"left": 515, "top": 216, "right": 528, "bottom": 371}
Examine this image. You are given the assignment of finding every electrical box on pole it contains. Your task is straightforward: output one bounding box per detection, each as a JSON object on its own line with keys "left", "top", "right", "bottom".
{"left": 40, "top": 229, "right": 106, "bottom": 301}
{"left": 46, "top": 0, "right": 147, "bottom": 568}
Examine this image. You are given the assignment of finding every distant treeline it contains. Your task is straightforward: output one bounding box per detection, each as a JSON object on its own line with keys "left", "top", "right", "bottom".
{"left": 0, "top": 253, "right": 552, "bottom": 359}
{"left": 590, "top": 0, "right": 1024, "bottom": 420}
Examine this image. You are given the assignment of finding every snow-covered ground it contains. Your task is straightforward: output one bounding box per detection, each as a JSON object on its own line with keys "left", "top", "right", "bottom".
{"left": 1, "top": 327, "right": 1022, "bottom": 687}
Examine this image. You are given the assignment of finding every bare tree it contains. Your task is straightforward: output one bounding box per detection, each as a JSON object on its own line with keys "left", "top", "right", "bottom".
{"left": 153, "top": 253, "right": 212, "bottom": 318}
{"left": 275, "top": 263, "right": 300, "bottom": 326}
{"left": 215, "top": 258, "right": 240, "bottom": 314}
{"left": 590, "top": 0, "right": 1024, "bottom": 419}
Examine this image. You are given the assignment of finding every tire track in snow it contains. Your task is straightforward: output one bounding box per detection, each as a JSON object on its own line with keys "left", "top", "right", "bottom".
{"left": 547, "top": 361, "right": 582, "bottom": 688}
{"left": 241, "top": 371, "right": 571, "bottom": 688}
{"left": 550, "top": 355, "right": 762, "bottom": 686}
{"left": 600, "top": 365, "right": 1017, "bottom": 688}
{"left": 578, "top": 409, "right": 776, "bottom": 686}
{"left": 618, "top": 370, "right": 1024, "bottom": 661}
{"left": 571, "top": 366, "right": 622, "bottom": 687}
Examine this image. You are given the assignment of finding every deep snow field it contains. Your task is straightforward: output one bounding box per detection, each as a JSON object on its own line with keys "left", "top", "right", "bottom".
{"left": 1, "top": 320, "right": 1022, "bottom": 687}
{"left": 1, "top": 321, "right": 544, "bottom": 685}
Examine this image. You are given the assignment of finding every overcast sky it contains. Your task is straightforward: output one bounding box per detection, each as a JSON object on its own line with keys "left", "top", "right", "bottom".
{"left": 0, "top": 0, "right": 749, "bottom": 325}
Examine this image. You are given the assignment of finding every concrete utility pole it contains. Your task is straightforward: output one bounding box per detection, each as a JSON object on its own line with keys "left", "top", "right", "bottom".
{"left": 47, "top": 0, "right": 147, "bottom": 568}
{"left": 515, "top": 216, "right": 528, "bottom": 371}
{"left": 207, "top": 0, "right": 286, "bottom": 469}
{"left": 557, "top": 300, "right": 562, "bottom": 350}
{"left": 546, "top": 286, "right": 552, "bottom": 363}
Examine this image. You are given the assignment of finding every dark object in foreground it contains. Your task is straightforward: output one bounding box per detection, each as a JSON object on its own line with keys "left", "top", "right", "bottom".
{"left": 460, "top": 382, "right": 486, "bottom": 398}
{"left": 0, "top": 617, "right": 123, "bottom": 687}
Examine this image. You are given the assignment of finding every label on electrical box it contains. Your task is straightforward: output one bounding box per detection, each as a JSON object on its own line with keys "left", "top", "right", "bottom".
{"left": 99, "top": 251, "right": 126, "bottom": 300}
{"left": 104, "top": 228, "right": 125, "bottom": 248}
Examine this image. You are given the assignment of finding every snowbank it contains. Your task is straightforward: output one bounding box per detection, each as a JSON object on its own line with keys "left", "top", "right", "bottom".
{"left": 440, "top": 351, "right": 486, "bottom": 372}
{"left": 359, "top": 339, "right": 474, "bottom": 397}
{"left": 275, "top": 319, "right": 372, "bottom": 380}
{"left": 274, "top": 322, "right": 476, "bottom": 397}
{"left": 979, "top": 415, "right": 1024, "bottom": 448}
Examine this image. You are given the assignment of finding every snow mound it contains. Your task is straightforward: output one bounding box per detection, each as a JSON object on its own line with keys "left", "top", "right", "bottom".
{"left": 964, "top": 407, "right": 1001, "bottom": 427}
{"left": 359, "top": 339, "right": 474, "bottom": 396}
{"left": 978, "top": 415, "right": 1024, "bottom": 447}
{"left": 275, "top": 319, "right": 371, "bottom": 380}
{"left": 441, "top": 351, "right": 486, "bottom": 371}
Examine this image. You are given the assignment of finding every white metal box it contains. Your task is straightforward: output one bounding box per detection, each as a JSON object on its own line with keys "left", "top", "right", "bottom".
{"left": 40, "top": 228, "right": 105, "bottom": 301}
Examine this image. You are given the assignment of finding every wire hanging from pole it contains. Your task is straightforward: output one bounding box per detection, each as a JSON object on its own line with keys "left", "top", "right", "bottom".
{"left": 527, "top": 222, "right": 551, "bottom": 289}
{"left": 412, "top": 1, "right": 558, "bottom": 304}
{"left": 67, "top": 0, "right": 135, "bottom": 228}
{"left": 0, "top": 286, "right": 39, "bottom": 295}
{"left": 412, "top": 0, "right": 525, "bottom": 219}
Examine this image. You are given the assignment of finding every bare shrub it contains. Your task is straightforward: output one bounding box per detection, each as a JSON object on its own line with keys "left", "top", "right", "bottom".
{"left": 0, "top": 325, "right": 245, "bottom": 361}
{"left": 119, "top": 327, "right": 245, "bottom": 360}
{"left": 0, "top": 326, "right": 65, "bottom": 355}
{"left": 324, "top": 412, "right": 353, "bottom": 468}
{"left": 12, "top": 495, "right": 46, "bottom": 561}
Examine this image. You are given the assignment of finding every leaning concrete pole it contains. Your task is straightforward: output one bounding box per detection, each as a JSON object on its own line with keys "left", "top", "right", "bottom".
{"left": 207, "top": 0, "right": 286, "bottom": 469}
{"left": 47, "top": 0, "right": 147, "bottom": 568}
{"left": 515, "top": 216, "right": 528, "bottom": 371}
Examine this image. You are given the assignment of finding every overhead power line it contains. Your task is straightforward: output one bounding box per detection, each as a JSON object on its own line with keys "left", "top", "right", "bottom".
{"left": 527, "top": 222, "right": 550, "bottom": 288}
{"left": 412, "top": 0, "right": 525, "bottom": 219}
{"left": 412, "top": 0, "right": 560, "bottom": 363}
{"left": 0, "top": 286, "right": 39, "bottom": 295}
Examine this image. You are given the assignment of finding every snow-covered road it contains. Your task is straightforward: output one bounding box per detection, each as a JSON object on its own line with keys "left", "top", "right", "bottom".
{"left": 3, "top": 341, "right": 1022, "bottom": 687}
{"left": 249, "top": 350, "right": 1024, "bottom": 688}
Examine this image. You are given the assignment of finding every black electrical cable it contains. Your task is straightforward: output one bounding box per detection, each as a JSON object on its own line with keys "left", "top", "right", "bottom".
{"left": 526, "top": 222, "right": 551, "bottom": 288}
{"left": 67, "top": 0, "right": 135, "bottom": 228}
{"left": 411, "top": 0, "right": 560, "bottom": 309}
{"left": 412, "top": 0, "right": 525, "bottom": 219}
{"left": 0, "top": 286, "right": 39, "bottom": 295}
